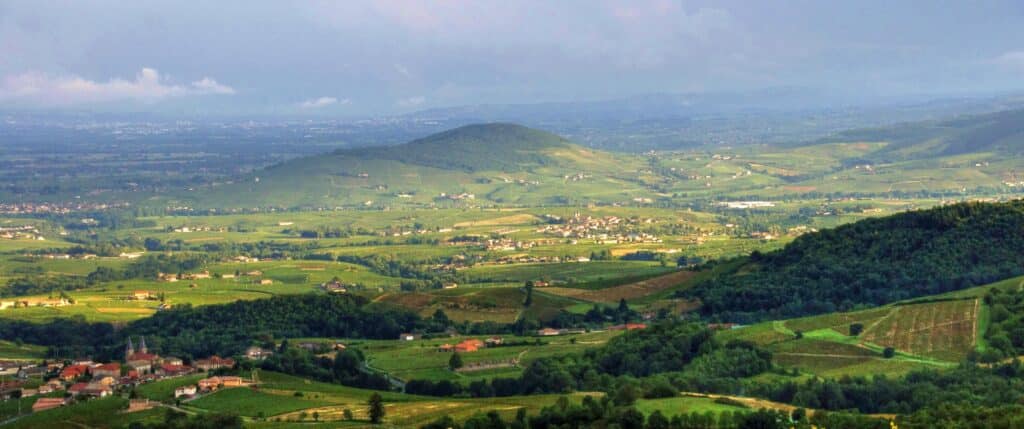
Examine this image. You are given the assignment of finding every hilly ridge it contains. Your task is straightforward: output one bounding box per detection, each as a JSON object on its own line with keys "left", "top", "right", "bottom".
{"left": 336, "top": 123, "right": 572, "bottom": 172}
{"left": 686, "top": 200, "right": 1024, "bottom": 322}
{"left": 189, "top": 123, "right": 649, "bottom": 208}
{"left": 816, "top": 108, "right": 1024, "bottom": 161}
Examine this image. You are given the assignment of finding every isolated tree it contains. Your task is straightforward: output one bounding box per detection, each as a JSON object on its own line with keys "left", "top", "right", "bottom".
{"left": 368, "top": 393, "right": 385, "bottom": 424}
{"left": 523, "top": 281, "right": 534, "bottom": 307}
{"left": 794, "top": 330, "right": 804, "bottom": 339}
{"left": 883, "top": 347, "right": 896, "bottom": 358}
{"left": 343, "top": 409, "right": 354, "bottom": 420}
{"left": 449, "top": 352, "right": 464, "bottom": 371}
{"left": 849, "top": 323, "right": 864, "bottom": 336}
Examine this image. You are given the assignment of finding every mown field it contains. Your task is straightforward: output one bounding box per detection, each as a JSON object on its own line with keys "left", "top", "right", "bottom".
{"left": 353, "top": 330, "right": 624, "bottom": 382}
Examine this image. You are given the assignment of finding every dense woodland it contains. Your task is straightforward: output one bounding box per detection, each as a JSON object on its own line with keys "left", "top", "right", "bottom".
{"left": 979, "top": 287, "right": 1024, "bottom": 362}
{"left": 687, "top": 201, "right": 1024, "bottom": 322}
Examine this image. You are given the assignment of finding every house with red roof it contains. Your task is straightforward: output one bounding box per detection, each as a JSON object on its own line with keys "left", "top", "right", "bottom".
{"left": 92, "top": 363, "right": 121, "bottom": 378}
{"left": 68, "top": 382, "right": 89, "bottom": 395}
{"left": 158, "top": 363, "right": 193, "bottom": 377}
{"left": 59, "top": 364, "right": 89, "bottom": 381}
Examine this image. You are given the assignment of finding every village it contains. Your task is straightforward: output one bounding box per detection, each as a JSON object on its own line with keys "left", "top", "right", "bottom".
{"left": 0, "top": 336, "right": 263, "bottom": 416}
{"left": 0, "top": 225, "right": 45, "bottom": 241}
{"left": 536, "top": 212, "right": 663, "bottom": 244}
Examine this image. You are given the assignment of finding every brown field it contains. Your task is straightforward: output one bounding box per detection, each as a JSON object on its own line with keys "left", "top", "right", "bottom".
{"left": 542, "top": 270, "right": 695, "bottom": 303}
{"left": 453, "top": 214, "right": 538, "bottom": 228}
{"left": 377, "top": 289, "right": 524, "bottom": 323}
{"left": 860, "top": 299, "right": 979, "bottom": 361}
{"left": 94, "top": 307, "right": 155, "bottom": 314}
{"left": 783, "top": 185, "right": 817, "bottom": 192}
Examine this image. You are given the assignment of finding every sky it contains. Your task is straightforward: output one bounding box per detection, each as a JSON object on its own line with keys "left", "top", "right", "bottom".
{"left": 1, "top": 0, "right": 1023, "bottom": 116}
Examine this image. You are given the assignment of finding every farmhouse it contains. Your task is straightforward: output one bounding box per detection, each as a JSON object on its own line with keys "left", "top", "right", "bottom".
{"left": 195, "top": 355, "right": 236, "bottom": 370}
{"left": 258, "top": 279, "right": 274, "bottom": 285}
{"left": 442, "top": 282, "right": 458, "bottom": 289}
{"left": 244, "top": 347, "right": 273, "bottom": 360}
{"left": 321, "top": 280, "right": 348, "bottom": 293}
{"left": 485, "top": 337, "right": 504, "bottom": 347}
{"left": 537, "top": 328, "right": 561, "bottom": 336}
{"left": 132, "top": 290, "right": 152, "bottom": 300}
{"left": 182, "top": 271, "right": 211, "bottom": 280}
{"left": 197, "top": 376, "right": 244, "bottom": 391}
{"left": 174, "top": 385, "right": 197, "bottom": 398}
{"left": 157, "top": 272, "right": 179, "bottom": 282}
{"left": 398, "top": 333, "right": 421, "bottom": 341}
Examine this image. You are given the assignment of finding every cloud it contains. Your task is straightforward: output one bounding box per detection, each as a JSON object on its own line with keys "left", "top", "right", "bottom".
{"left": 0, "top": 68, "right": 234, "bottom": 106}
{"left": 396, "top": 95, "right": 426, "bottom": 108}
{"left": 299, "top": 96, "right": 348, "bottom": 109}
{"left": 994, "top": 51, "right": 1024, "bottom": 71}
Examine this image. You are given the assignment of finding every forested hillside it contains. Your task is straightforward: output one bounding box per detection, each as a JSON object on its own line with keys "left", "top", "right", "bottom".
{"left": 686, "top": 201, "right": 1024, "bottom": 322}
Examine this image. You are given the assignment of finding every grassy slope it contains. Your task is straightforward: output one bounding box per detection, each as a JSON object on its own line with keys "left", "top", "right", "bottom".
{"left": 720, "top": 276, "right": 1024, "bottom": 377}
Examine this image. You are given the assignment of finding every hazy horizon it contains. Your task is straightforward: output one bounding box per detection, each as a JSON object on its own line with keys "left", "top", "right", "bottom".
{"left": 2, "top": 0, "right": 1023, "bottom": 117}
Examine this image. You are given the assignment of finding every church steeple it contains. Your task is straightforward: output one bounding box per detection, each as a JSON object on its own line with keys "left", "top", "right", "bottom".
{"left": 125, "top": 337, "right": 135, "bottom": 360}
{"left": 139, "top": 336, "right": 147, "bottom": 354}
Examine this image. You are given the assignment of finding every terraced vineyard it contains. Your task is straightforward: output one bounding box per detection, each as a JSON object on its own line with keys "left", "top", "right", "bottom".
{"left": 860, "top": 299, "right": 980, "bottom": 361}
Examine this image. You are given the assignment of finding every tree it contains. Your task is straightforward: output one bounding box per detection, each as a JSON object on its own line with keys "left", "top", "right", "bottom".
{"left": 647, "top": 410, "right": 670, "bottom": 429}
{"left": 523, "top": 281, "right": 534, "bottom": 307}
{"left": 883, "top": 347, "right": 896, "bottom": 358}
{"left": 849, "top": 323, "right": 864, "bottom": 336}
{"left": 449, "top": 352, "right": 464, "bottom": 371}
{"left": 343, "top": 409, "right": 354, "bottom": 420}
{"left": 368, "top": 393, "right": 385, "bottom": 424}
{"left": 795, "top": 330, "right": 804, "bottom": 339}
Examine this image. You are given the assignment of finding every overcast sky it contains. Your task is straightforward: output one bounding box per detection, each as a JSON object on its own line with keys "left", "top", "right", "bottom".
{"left": 2, "top": 0, "right": 1023, "bottom": 116}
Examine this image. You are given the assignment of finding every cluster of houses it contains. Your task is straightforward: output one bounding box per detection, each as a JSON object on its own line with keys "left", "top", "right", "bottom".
{"left": 716, "top": 201, "right": 776, "bottom": 210}
{"left": 564, "top": 172, "right": 591, "bottom": 182}
{"left": 0, "top": 298, "right": 71, "bottom": 310}
{"left": 0, "top": 201, "right": 128, "bottom": 215}
{"left": 320, "top": 280, "right": 351, "bottom": 293}
{"left": 440, "top": 192, "right": 476, "bottom": 201}
{"left": 0, "top": 225, "right": 44, "bottom": 241}
{"left": 157, "top": 270, "right": 213, "bottom": 282}
{"left": 167, "top": 225, "right": 226, "bottom": 233}
{"left": 436, "top": 337, "right": 503, "bottom": 353}
{"left": 536, "top": 213, "right": 661, "bottom": 244}
{"left": 482, "top": 237, "right": 560, "bottom": 252}
{"left": 536, "top": 323, "right": 647, "bottom": 337}
{"left": 6, "top": 337, "right": 244, "bottom": 414}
